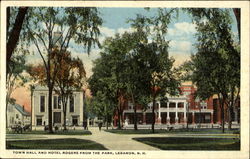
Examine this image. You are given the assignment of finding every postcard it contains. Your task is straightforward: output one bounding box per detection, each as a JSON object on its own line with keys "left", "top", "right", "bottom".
{"left": 0, "top": 1, "right": 249, "bottom": 159}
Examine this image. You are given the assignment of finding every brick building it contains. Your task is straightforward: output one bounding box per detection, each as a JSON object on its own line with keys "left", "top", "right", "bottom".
{"left": 114, "top": 82, "right": 240, "bottom": 128}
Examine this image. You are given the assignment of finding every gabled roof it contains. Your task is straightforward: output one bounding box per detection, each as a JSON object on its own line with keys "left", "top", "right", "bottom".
{"left": 12, "top": 104, "right": 30, "bottom": 116}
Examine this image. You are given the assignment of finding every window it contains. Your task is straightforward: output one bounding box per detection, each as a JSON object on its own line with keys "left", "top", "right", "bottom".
{"left": 200, "top": 102, "right": 207, "bottom": 109}
{"left": 178, "top": 102, "right": 184, "bottom": 108}
{"left": 40, "top": 95, "right": 45, "bottom": 112}
{"left": 53, "top": 96, "right": 61, "bottom": 109}
{"left": 160, "top": 101, "right": 168, "bottom": 108}
{"left": 11, "top": 117, "right": 14, "bottom": 124}
{"left": 70, "top": 96, "right": 74, "bottom": 112}
{"left": 16, "top": 114, "right": 19, "bottom": 119}
{"left": 53, "top": 96, "right": 58, "bottom": 109}
{"left": 58, "top": 96, "right": 61, "bottom": 109}
{"left": 169, "top": 102, "right": 176, "bottom": 108}
{"left": 53, "top": 112, "right": 61, "bottom": 123}
{"left": 36, "top": 117, "right": 42, "bottom": 126}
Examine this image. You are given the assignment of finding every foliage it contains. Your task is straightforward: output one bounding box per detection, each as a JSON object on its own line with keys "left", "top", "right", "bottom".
{"left": 6, "top": 54, "right": 28, "bottom": 104}
{"left": 187, "top": 9, "right": 240, "bottom": 132}
{"left": 89, "top": 91, "right": 114, "bottom": 126}
{"left": 128, "top": 8, "right": 180, "bottom": 132}
{"left": 89, "top": 8, "right": 180, "bottom": 131}
{"left": 6, "top": 54, "right": 28, "bottom": 128}
{"left": 88, "top": 40, "right": 126, "bottom": 129}
{"left": 23, "top": 7, "right": 102, "bottom": 132}
{"left": 28, "top": 48, "right": 86, "bottom": 130}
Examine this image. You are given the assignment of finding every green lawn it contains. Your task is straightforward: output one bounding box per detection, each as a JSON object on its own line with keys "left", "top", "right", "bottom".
{"left": 105, "top": 128, "right": 239, "bottom": 135}
{"left": 133, "top": 137, "right": 240, "bottom": 150}
{"left": 6, "top": 129, "right": 92, "bottom": 135}
{"left": 6, "top": 138, "right": 107, "bottom": 150}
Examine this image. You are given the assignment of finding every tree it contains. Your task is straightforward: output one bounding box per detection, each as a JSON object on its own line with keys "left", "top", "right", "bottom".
{"left": 184, "top": 8, "right": 240, "bottom": 42}
{"left": 25, "top": 7, "right": 102, "bottom": 133}
{"left": 89, "top": 91, "right": 115, "bottom": 129}
{"left": 6, "top": 54, "right": 27, "bottom": 128}
{"left": 52, "top": 49, "right": 86, "bottom": 130}
{"left": 189, "top": 9, "right": 240, "bottom": 132}
{"left": 128, "top": 9, "right": 180, "bottom": 133}
{"left": 28, "top": 48, "right": 86, "bottom": 130}
{"left": 89, "top": 45, "right": 127, "bottom": 129}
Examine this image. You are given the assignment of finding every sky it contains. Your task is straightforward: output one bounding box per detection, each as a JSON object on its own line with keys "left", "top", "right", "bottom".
{"left": 11, "top": 8, "right": 238, "bottom": 112}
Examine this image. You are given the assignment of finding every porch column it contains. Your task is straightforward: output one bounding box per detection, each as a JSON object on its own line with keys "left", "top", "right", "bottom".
{"left": 235, "top": 108, "right": 239, "bottom": 124}
{"left": 157, "top": 102, "right": 161, "bottom": 124}
{"left": 167, "top": 102, "right": 170, "bottom": 124}
{"left": 192, "top": 112, "right": 195, "bottom": 124}
{"left": 175, "top": 102, "right": 178, "bottom": 124}
{"left": 211, "top": 112, "right": 214, "bottom": 124}
{"left": 122, "top": 111, "right": 125, "bottom": 123}
{"left": 184, "top": 102, "right": 187, "bottom": 123}
{"left": 142, "top": 112, "right": 146, "bottom": 125}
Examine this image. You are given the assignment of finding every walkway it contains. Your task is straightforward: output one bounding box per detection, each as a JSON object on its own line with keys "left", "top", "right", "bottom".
{"left": 80, "top": 127, "right": 160, "bottom": 150}
{"left": 6, "top": 127, "right": 239, "bottom": 150}
{"left": 7, "top": 127, "right": 162, "bottom": 150}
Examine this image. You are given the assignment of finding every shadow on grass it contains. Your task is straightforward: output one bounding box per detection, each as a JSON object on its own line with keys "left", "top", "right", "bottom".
{"left": 6, "top": 130, "right": 92, "bottom": 135}
{"left": 133, "top": 137, "right": 240, "bottom": 150}
{"left": 105, "top": 128, "right": 239, "bottom": 135}
{"left": 6, "top": 138, "right": 107, "bottom": 150}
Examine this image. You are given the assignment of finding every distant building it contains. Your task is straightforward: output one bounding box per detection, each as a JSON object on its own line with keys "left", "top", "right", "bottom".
{"left": 114, "top": 83, "right": 240, "bottom": 128}
{"left": 31, "top": 85, "right": 84, "bottom": 129}
{"left": 7, "top": 103, "right": 30, "bottom": 127}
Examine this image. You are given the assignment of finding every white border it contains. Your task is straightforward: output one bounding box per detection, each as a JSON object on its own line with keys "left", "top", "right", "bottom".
{"left": 1, "top": 1, "right": 249, "bottom": 159}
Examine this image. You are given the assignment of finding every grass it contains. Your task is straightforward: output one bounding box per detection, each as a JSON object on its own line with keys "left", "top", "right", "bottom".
{"left": 133, "top": 137, "right": 240, "bottom": 150}
{"left": 6, "top": 129, "right": 92, "bottom": 135}
{"left": 6, "top": 138, "right": 107, "bottom": 150}
{"left": 105, "top": 128, "right": 239, "bottom": 135}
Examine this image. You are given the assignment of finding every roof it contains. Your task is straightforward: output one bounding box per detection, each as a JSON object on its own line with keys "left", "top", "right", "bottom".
{"left": 12, "top": 104, "right": 30, "bottom": 116}
{"left": 34, "top": 85, "right": 83, "bottom": 92}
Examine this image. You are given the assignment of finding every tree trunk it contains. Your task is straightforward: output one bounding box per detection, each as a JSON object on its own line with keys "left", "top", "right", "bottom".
{"left": 63, "top": 109, "right": 67, "bottom": 130}
{"left": 152, "top": 95, "right": 156, "bottom": 133}
{"left": 6, "top": 7, "right": 28, "bottom": 68}
{"left": 220, "top": 100, "right": 225, "bottom": 133}
{"left": 133, "top": 105, "right": 138, "bottom": 130}
{"left": 186, "top": 107, "right": 189, "bottom": 130}
{"left": 221, "top": 105, "right": 225, "bottom": 133}
{"left": 106, "top": 113, "right": 108, "bottom": 130}
{"left": 48, "top": 85, "right": 53, "bottom": 133}
{"left": 228, "top": 106, "right": 234, "bottom": 130}
{"left": 131, "top": 93, "right": 138, "bottom": 130}
{"left": 117, "top": 107, "right": 121, "bottom": 129}
{"left": 218, "top": 94, "right": 225, "bottom": 133}
{"left": 62, "top": 96, "right": 67, "bottom": 131}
